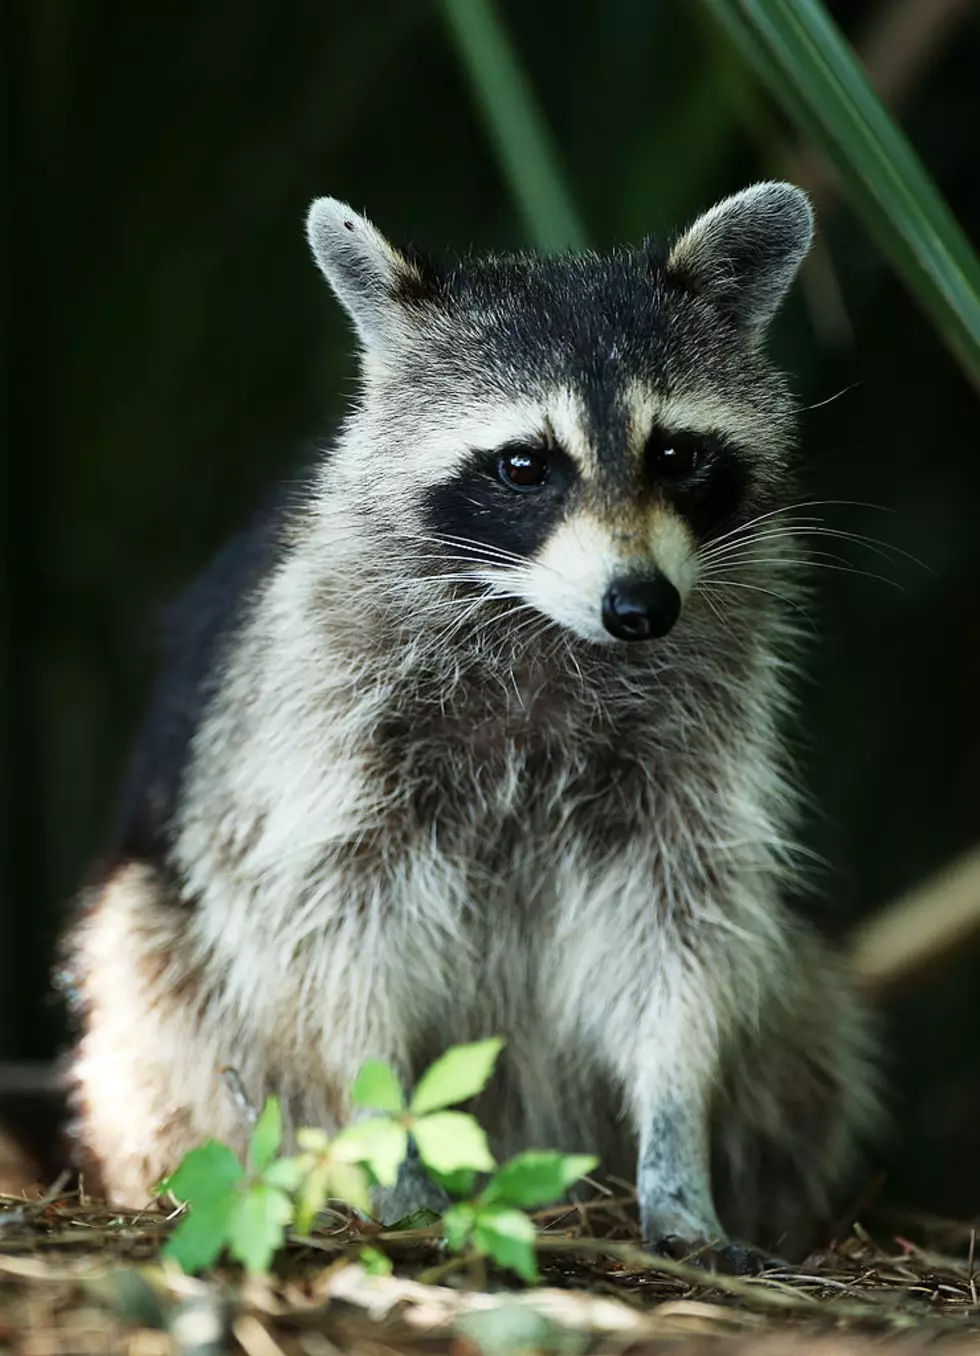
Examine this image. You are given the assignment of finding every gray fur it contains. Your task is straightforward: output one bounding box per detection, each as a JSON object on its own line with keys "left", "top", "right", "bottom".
{"left": 62, "top": 184, "right": 879, "bottom": 1262}
{"left": 668, "top": 183, "right": 814, "bottom": 334}
{"left": 306, "top": 197, "right": 421, "bottom": 351}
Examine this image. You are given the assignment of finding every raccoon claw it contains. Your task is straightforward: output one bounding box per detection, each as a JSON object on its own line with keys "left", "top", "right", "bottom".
{"left": 647, "top": 1234, "right": 785, "bottom": 1275}
{"left": 708, "top": 1241, "right": 786, "bottom": 1275}
{"left": 650, "top": 1232, "right": 695, "bottom": 1262}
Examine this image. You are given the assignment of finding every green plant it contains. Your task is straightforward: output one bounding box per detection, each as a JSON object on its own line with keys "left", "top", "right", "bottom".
{"left": 440, "top": 0, "right": 980, "bottom": 393}
{"left": 158, "top": 1038, "right": 597, "bottom": 1281}
{"left": 438, "top": 0, "right": 587, "bottom": 251}
{"left": 699, "top": 0, "right": 980, "bottom": 393}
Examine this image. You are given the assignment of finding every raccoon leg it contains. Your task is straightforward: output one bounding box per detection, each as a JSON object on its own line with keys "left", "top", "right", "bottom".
{"left": 624, "top": 990, "right": 729, "bottom": 1253}
{"left": 634, "top": 1066, "right": 791, "bottom": 1273}
{"left": 638, "top": 1099, "right": 723, "bottom": 1246}
{"left": 60, "top": 861, "right": 251, "bottom": 1205}
{"left": 624, "top": 975, "right": 789, "bottom": 1274}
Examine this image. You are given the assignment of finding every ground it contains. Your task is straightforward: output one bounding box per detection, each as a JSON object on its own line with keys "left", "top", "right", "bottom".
{"left": 2, "top": 1185, "right": 980, "bottom": 1355}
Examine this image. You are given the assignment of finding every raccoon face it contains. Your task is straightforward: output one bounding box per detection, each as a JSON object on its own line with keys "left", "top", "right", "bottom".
{"left": 306, "top": 185, "right": 813, "bottom": 646}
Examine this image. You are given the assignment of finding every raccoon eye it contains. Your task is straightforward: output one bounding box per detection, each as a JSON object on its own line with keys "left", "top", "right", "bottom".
{"left": 646, "top": 429, "right": 702, "bottom": 480}
{"left": 497, "top": 446, "right": 550, "bottom": 491}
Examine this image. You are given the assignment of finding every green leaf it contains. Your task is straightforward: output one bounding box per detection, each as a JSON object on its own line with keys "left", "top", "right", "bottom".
{"left": 427, "top": 1166, "right": 477, "bottom": 1199}
{"left": 438, "top": 0, "right": 587, "bottom": 252}
{"left": 294, "top": 1161, "right": 332, "bottom": 1235}
{"left": 296, "top": 1127, "right": 331, "bottom": 1154}
{"left": 699, "top": 0, "right": 980, "bottom": 395}
{"left": 262, "top": 1156, "right": 306, "bottom": 1192}
{"left": 351, "top": 1060, "right": 405, "bottom": 1113}
{"left": 385, "top": 1207, "right": 442, "bottom": 1230}
{"left": 163, "top": 1196, "right": 236, "bottom": 1274}
{"left": 412, "top": 1112, "right": 496, "bottom": 1175}
{"left": 164, "top": 1141, "right": 245, "bottom": 1208}
{"left": 226, "top": 1184, "right": 294, "bottom": 1275}
{"left": 442, "top": 1203, "right": 476, "bottom": 1253}
{"left": 409, "top": 1039, "right": 504, "bottom": 1115}
{"left": 359, "top": 1246, "right": 393, "bottom": 1276}
{"left": 473, "top": 1206, "right": 539, "bottom": 1282}
{"left": 327, "top": 1161, "right": 372, "bottom": 1217}
{"left": 480, "top": 1152, "right": 598, "bottom": 1209}
{"left": 248, "top": 1097, "right": 283, "bottom": 1174}
{"left": 333, "top": 1119, "right": 408, "bottom": 1187}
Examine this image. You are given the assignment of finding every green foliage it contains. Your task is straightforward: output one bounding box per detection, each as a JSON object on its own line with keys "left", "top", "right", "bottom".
{"left": 438, "top": 0, "right": 587, "bottom": 251}
{"left": 333, "top": 1118, "right": 409, "bottom": 1188}
{"left": 442, "top": 0, "right": 980, "bottom": 391}
{"left": 427, "top": 1167, "right": 477, "bottom": 1198}
{"left": 438, "top": 1147, "right": 599, "bottom": 1282}
{"left": 412, "top": 1111, "right": 496, "bottom": 1174}
{"left": 159, "top": 1039, "right": 597, "bottom": 1283}
{"left": 359, "top": 1245, "right": 394, "bottom": 1277}
{"left": 409, "top": 1037, "right": 504, "bottom": 1115}
{"left": 699, "top": 0, "right": 980, "bottom": 393}
{"left": 161, "top": 1103, "right": 372, "bottom": 1275}
{"left": 473, "top": 1208, "right": 539, "bottom": 1284}
{"left": 479, "top": 1151, "right": 598, "bottom": 1209}
{"left": 351, "top": 1059, "right": 405, "bottom": 1113}
{"left": 160, "top": 1140, "right": 244, "bottom": 1206}
{"left": 226, "top": 1184, "right": 293, "bottom": 1274}
{"left": 248, "top": 1096, "right": 283, "bottom": 1173}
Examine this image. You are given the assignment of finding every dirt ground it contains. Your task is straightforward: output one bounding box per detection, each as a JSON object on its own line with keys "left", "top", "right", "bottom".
{"left": 2, "top": 1185, "right": 980, "bottom": 1355}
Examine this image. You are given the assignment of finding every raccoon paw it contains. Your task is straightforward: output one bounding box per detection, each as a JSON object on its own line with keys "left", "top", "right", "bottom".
{"left": 648, "top": 1233, "right": 785, "bottom": 1275}
{"left": 706, "top": 1240, "right": 786, "bottom": 1275}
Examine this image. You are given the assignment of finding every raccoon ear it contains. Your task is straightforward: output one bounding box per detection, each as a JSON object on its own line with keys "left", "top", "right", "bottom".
{"left": 666, "top": 182, "right": 813, "bottom": 334}
{"left": 305, "top": 197, "right": 429, "bottom": 349}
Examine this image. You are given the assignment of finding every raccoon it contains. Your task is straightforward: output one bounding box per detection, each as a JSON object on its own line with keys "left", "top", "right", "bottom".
{"left": 61, "top": 183, "right": 879, "bottom": 1269}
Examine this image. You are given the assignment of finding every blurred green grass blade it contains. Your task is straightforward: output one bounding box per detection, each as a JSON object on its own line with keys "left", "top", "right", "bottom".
{"left": 439, "top": 0, "right": 588, "bottom": 252}
{"left": 701, "top": 0, "right": 980, "bottom": 392}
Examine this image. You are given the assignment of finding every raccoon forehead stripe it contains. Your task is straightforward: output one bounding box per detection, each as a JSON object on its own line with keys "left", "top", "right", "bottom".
{"left": 392, "top": 399, "right": 551, "bottom": 479}
{"left": 543, "top": 387, "right": 596, "bottom": 473}
{"left": 623, "top": 381, "right": 789, "bottom": 450}
{"left": 389, "top": 390, "right": 596, "bottom": 480}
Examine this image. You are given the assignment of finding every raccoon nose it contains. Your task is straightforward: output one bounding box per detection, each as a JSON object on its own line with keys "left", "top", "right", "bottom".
{"left": 602, "top": 575, "right": 681, "bottom": 642}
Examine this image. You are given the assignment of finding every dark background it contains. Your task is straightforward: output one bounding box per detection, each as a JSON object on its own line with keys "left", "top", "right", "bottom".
{"left": 3, "top": 0, "right": 980, "bottom": 1219}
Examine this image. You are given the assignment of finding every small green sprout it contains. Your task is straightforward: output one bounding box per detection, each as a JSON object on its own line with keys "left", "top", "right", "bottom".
{"left": 158, "top": 1038, "right": 597, "bottom": 1282}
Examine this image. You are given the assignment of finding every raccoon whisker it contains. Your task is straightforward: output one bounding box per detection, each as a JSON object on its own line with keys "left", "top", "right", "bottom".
{"left": 698, "top": 541, "right": 845, "bottom": 571}
{"left": 381, "top": 572, "right": 523, "bottom": 595}
{"left": 719, "top": 546, "right": 853, "bottom": 570}
{"left": 699, "top": 498, "right": 893, "bottom": 555}
{"left": 697, "top": 577, "right": 817, "bottom": 630}
{"left": 428, "top": 590, "right": 511, "bottom": 647}
{"left": 697, "top": 515, "right": 854, "bottom": 561}
{"left": 798, "top": 382, "right": 861, "bottom": 413}
{"left": 699, "top": 555, "right": 903, "bottom": 591}
{"left": 698, "top": 524, "right": 925, "bottom": 572}
{"left": 432, "top": 533, "right": 533, "bottom": 566}
{"left": 398, "top": 531, "right": 533, "bottom": 570}
{"left": 401, "top": 552, "right": 519, "bottom": 569}
{"left": 740, "top": 528, "right": 920, "bottom": 572}
{"left": 698, "top": 504, "right": 831, "bottom": 554}
{"left": 401, "top": 532, "right": 572, "bottom": 587}
{"left": 695, "top": 587, "right": 740, "bottom": 643}
{"left": 399, "top": 549, "right": 563, "bottom": 589}
{"left": 697, "top": 515, "right": 825, "bottom": 559}
{"left": 404, "top": 590, "right": 531, "bottom": 624}
{"left": 380, "top": 565, "right": 533, "bottom": 592}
